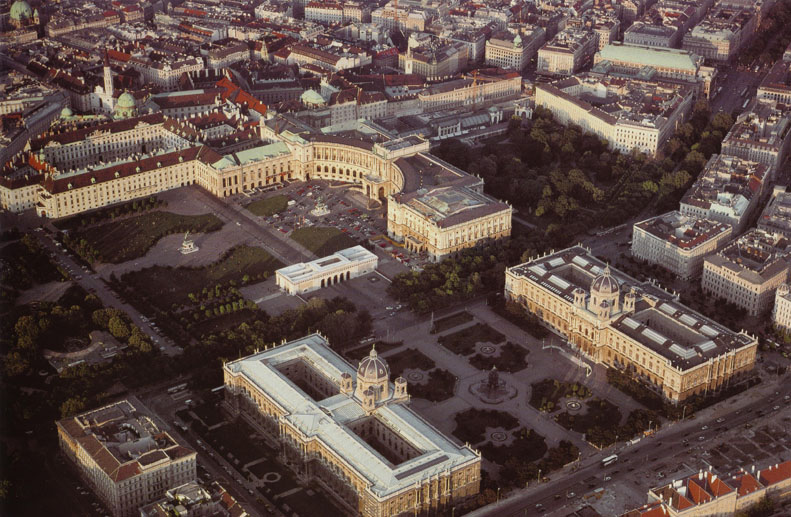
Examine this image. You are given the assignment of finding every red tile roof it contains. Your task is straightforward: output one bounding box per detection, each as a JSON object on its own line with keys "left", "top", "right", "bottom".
{"left": 759, "top": 461, "right": 791, "bottom": 487}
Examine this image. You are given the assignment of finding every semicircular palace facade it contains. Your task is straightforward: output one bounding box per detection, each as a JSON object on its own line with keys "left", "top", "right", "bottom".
{"left": 3, "top": 113, "right": 511, "bottom": 261}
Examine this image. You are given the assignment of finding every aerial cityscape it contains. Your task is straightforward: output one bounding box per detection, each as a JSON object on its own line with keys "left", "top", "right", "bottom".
{"left": 1, "top": 0, "right": 791, "bottom": 515}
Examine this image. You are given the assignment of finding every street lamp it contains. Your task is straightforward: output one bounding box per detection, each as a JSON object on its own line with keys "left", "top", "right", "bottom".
{"left": 537, "top": 469, "right": 542, "bottom": 483}
{"left": 497, "top": 488, "right": 500, "bottom": 504}
{"left": 681, "top": 405, "right": 688, "bottom": 421}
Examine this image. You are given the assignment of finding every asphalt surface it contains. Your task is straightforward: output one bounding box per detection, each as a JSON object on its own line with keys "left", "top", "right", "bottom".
{"left": 470, "top": 373, "right": 791, "bottom": 516}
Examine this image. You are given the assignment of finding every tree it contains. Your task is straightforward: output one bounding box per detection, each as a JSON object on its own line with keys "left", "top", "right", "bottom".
{"left": 108, "top": 316, "right": 130, "bottom": 340}
{"left": 60, "top": 396, "right": 87, "bottom": 418}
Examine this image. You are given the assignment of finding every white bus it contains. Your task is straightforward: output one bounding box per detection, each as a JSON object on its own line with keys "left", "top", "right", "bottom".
{"left": 602, "top": 454, "right": 618, "bottom": 467}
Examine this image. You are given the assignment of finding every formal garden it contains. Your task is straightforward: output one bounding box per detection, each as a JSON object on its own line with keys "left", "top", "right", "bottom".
{"left": 451, "top": 408, "right": 581, "bottom": 490}
{"left": 53, "top": 196, "right": 164, "bottom": 231}
{"left": 290, "top": 226, "right": 358, "bottom": 256}
{"left": 377, "top": 347, "right": 457, "bottom": 402}
{"left": 245, "top": 194, "right": 289, "bottom": 217}
{"left": 62, "top": 211, "right": 223, "bottom": 263}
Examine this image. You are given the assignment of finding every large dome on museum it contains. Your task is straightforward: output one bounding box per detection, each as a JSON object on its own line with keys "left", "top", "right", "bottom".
{"left": 591, "top": 265, "right": 619, "bottom": 295}
{"left": 358, "top": 345, "right": 389, "bottom": 382}
{"left": 10, "top": 0, "right": 33, "bottom": 21}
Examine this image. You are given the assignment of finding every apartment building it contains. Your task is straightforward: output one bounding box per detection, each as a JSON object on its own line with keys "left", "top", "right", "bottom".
{"left": 702, "top": 229, "right": 791, "bottom": 316}
{"left": 535, "top": 74, "right": 693, "bottom": 156}
{"left": 758, "top": 185, "right": 791, "bottom": 239}
{"left": 632, "top": 211, "right": 733, "bottom": 279}
{"left": 484, "top": 27, "right": 546, "bottom": 72}
{"left": 720, "top": 103, "right": 791, "bottom": 179}
{"left": 679, "top": 154, "right": 768, "bottom": 234}
{"left": 537, "top": 28, "right": 598, "bottom": 76}
{"left": 57, "top": 399, "right": 197, "bottom": 517}
{"left": 682, "top": 7, "right": 757, "bottom": 62}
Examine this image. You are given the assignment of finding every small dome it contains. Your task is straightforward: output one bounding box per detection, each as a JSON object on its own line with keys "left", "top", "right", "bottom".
{"left": 116, "top": 92, "right": 136, "bottom": 109}
{"left": 591, "top": 265, "right": 619, "bottom": 294}
{"left": 10, "top": 0, "right": 32, "bottom": 21}
{"left": 358, "top": 345, "right": 389, "bottom": 382}
{"left": 60, "top": 107, "right": 73, "bottom": 118}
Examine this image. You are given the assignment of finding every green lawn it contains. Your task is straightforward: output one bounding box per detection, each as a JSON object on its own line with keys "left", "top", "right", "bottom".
{"left": 122, "top": 246, "right": 283, "bottom": 309}
{"left": 409, "top": 369, "right": 456, "bottom": 402}
{"left": 437, "top": 323, "right": 505, "bottom": 356}
{"left": 431, "top": 311, "right": 474, "bottom": 334}
{"left": 469, "top": 341, "right": 528, "bottom": 373}
{"left": 73, "top": 211, "right": 223, "bottom": 263}
{"left": 245, "top": 195, "right": 289, "bottom": 217}
{"left": 343, "top": 341, "right": 402, "bottom": 362}
{"left": 529, "top": 378, "right": 592, "bottom": 413}
{"left": 480, "top": 428, "right": 547, "bottom": 466}
{"left": 385, "top": 348, "right": 436, "bottom": 378}
{"left": 453, "top": 409, "right": 519, "bottom": 444}
{"left": 290, "top": 226, "right": 358, "bottom": 257}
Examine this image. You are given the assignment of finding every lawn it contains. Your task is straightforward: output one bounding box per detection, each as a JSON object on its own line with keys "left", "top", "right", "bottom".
{"left": 409, "top": 369, "right": 456, "bottom": 402}
{"left": 71, "top": 211, "right": 223, "bottom": 263}
{"left": 529, "top": 378, "right": 592, "bottom": 412}
{"left": 452, "top": 409, "right": 519, "bottom": 444}
{"left": 122, "top": 246, "right": 282, "bottom": 310}
{"left": 385, "top": 348, "right": 436, "bottom": 378}
{"left": 290, "top": 226, "right": 358, "bottom": 257}
{"left": 556, "top": 398, "right": 623, "bottom": 446}
{"left": 469, "top": 341, "right": 528, "bottom": 373}
{"left": 343, "top": 341, "right": 403, "bottom": 362}
{"left": 480, "top": 427, "right": 547, "bottom": 466}
{"left": 431, "top": 311, "right": 474, "bottom": 334}
{"left": 245, "top": 195, "right": 289, "bottom": 217}
{"left": 437, "top": 323, "right": 505, "bottom": 356}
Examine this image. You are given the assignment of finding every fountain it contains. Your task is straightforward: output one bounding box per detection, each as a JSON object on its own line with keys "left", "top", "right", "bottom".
{"left": 470, "top": 365, "right": 517, "bottom": 404}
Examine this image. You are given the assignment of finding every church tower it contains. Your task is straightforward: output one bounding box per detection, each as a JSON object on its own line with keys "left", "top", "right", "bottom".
{"left": 103, "top": 51, "right": 114, "bottom": 100}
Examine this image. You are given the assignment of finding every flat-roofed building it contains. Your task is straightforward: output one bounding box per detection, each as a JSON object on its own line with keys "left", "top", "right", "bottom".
{"left": 276, "top": 245, "right": 378, "bottom": 294}
{"left": 485, "top": 27, "right": 546, "bottom": 72}
{"left": 535, "top": 74, "right": 694, "bottom": 156}
{"left": 682, "top": 7, "right": 756, "bottom": 62}
{"left": 537, "top": 28, "right": 598, "bottom": 76}
{"left": 139, "top": 481, "right": 249, "bottom": 517}
{"left": 679, "top": 154, "right": 768, "bottom": 234}
{"left": 702, "top": 229, "right": 791, "bottom": 316}
{"left": 505, "top": 246, "right": 758, "bottom": 403}
{"left": 758, "top": 185, "right": 791, "bottom": 238}
{"left": 632, "top": 211, "right": 733, "bottom": 279}
{"left": 223, "top": 334, "right": 481, "bottom": 517}
{"left": 57, "top": 398, "right": 197, "bottom": 517}
{"left": 720, "top": 103, "right": 791, "bottom": 179}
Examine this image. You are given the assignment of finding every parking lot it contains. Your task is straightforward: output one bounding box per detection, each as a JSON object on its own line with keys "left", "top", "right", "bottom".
{"left": 235, "top": 179, "right": 433, "bottom": 271}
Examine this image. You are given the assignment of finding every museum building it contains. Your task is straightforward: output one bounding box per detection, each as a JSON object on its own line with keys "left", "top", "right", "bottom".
{"left": 223, "top": 334, "right": 481, "bottom": 517}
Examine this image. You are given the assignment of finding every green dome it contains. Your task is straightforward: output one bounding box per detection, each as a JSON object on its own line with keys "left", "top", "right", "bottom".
{"left": 116, "top": 92, "right": 136, "bottom": 109}
{"left": 60, "top": 106, "right": 73, "bottom": 118}
{"left": 10, "top": 0, "right": 33, "bottom": 21}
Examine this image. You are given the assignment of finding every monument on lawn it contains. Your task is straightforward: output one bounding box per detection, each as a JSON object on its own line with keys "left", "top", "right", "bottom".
{"left": 179, "top": 232, "right": 199, "bottom": 254}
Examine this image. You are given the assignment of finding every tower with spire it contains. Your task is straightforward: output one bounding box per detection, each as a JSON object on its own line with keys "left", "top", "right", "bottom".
{"left": 103, "top": 50, "right": 114, "bottom": 101}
